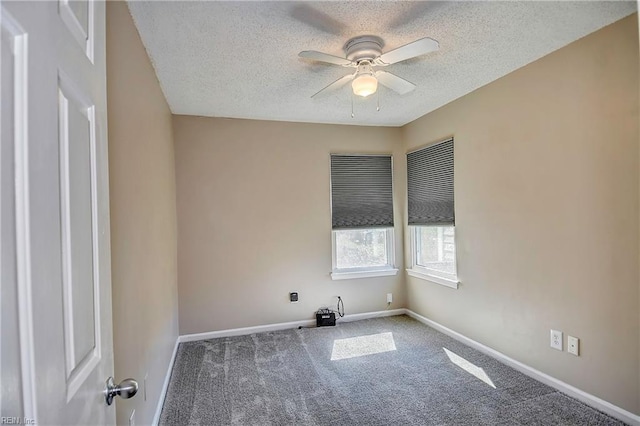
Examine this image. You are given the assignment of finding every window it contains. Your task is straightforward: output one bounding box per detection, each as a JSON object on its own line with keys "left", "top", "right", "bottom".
{"left": 330, "top": 154, "right": 397, "bottom": 280}
{"left": 333, "top": 228, "right": 395, "bottom": 273}
{"left": 411, "top": 225, "right": 457, "bottom": 283}
{"left": 406, "top": 139, "right": 459, "bottom": 288}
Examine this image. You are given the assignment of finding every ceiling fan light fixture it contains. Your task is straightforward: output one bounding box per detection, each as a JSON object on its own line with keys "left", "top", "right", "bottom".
{"left": 352, "top": 74, "right": 378, "bottom": 97}
{"left": 352, "top": 60, "right": 377, "bottom": 97}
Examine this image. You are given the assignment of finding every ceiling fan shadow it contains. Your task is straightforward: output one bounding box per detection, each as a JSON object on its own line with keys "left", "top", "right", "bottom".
{"left": 387, "top": 1, "right": 447, "bottom": 31}
{"left": 290, "top": 4, "right": 348, "bottom": 36}
{"left": 297, "top": 59, "right": 339, "bottom": 74}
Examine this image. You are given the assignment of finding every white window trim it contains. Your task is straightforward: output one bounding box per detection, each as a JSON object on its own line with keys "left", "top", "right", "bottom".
{"left": 332, "top": 268, "right": 399, "bottom": 281}
{"left": 406, "top": 269, "right": 458, "bottom": 289}
{"left": 406, "top": 225, "right": 460, "bottom": 289}
{"left": 331, "top": 228, "right": 397, "bottom": 280}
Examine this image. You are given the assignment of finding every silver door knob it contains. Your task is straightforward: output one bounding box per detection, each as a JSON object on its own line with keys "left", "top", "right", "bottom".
{"left": 105, "top": 376, "right": 138, "bottom": 406}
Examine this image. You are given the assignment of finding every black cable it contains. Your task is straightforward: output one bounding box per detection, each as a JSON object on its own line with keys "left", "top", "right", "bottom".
{"left": 336, "top": 296, "right": 344, "bottom": 318}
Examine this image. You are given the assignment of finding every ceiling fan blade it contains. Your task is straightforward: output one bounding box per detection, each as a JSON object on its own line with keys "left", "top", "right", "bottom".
{"left": 375, "top": 71, "right": 416, "bottom": 95}
{"left": 311, "top": 74, "right": 354, "bottom": 98}
{"left": 377, "top": 37, "right": 439, "bottom": 65}
{"left": 299, "top": 50, "right": 354, "bottom": 67}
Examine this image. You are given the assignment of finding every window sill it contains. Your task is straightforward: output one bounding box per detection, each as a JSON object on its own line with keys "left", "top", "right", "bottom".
{"left": 406, "top": 269, "right": 459, "bottom": 289}
{"left": 331, "top": 268, "right": 399, "bottom": 281}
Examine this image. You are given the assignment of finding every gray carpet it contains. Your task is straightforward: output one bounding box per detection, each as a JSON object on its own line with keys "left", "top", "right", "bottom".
{"left": 159, "top": 315, "right": 625, "bottom": 425}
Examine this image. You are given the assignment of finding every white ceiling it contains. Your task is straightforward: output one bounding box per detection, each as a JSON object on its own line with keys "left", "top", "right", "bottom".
{"left": 127, "top": 1, "right": 636, "bottom": 127}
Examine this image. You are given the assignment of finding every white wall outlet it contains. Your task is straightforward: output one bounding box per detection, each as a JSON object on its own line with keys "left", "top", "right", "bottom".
{"left": 550, "top": 329, "right": 563, "bottom": 351}
{"left": 568, "top": 336, "right": 579, "bottom": 356}
{"left": 129, "top": 409, "right": 136, "bottom": 426}
{"left": 386, "top": 293, "right": 393, "bottom": 304}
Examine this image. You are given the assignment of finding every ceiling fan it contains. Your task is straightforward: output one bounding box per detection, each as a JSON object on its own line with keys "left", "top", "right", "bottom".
{"left": 299, "top": 35, "right": 439, "bottom": 99}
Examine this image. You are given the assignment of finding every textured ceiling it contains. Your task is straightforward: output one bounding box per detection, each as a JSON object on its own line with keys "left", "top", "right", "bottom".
{"left": 127, "top": 1, "right": 636, "bottom": 127}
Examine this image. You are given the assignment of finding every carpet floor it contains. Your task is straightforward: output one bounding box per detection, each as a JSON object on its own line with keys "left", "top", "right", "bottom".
{"left": 159, "top": 315, "right": 624, "bottom": 425}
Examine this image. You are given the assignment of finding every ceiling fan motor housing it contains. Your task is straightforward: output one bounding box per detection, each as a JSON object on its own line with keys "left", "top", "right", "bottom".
{"left": 344, "top": 36, "right": 384, "bottom": 63}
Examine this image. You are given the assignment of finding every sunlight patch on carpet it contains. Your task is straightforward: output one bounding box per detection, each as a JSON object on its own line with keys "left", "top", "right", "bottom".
{"left": 331, "top": 332, "right": 397, "bottom": 361}
{"left": 443, "top": 347, "right": 496, "bottom": 388}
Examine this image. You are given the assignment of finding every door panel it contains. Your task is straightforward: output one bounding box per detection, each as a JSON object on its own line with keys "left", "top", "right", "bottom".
{"left": 58, "top": 79, "right": 101, "bottom": 401}
{"left": 68, "top": 0, "right": 89, "bottom": 34}
{"left": 59, "top": 0, "right": 94, "bottom": 61}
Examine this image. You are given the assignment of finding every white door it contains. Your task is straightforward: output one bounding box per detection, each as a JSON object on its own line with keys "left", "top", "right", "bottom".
{"left": 1, "top": 1, "right": 117, "bottom": 424}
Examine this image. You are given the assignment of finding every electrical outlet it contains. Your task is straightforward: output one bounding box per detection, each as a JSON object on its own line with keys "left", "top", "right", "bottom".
{"left": 129, "top": 410, "right": 135, "bottom": 426}
{"left": 550, "top": 329, "right": 563, "bottom": 351}
{"left": 386, "top": 293, "right": 393, "bottom": 304}
{"left": 568, "top": 336, "right": 579, "bottom": 356}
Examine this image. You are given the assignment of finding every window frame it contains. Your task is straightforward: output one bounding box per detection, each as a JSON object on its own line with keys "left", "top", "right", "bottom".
{"left": 407, "top": 225, "right": 459, "bottom": 289}
{"left": 331, "top": 227, "right": 398, "bottom": 280}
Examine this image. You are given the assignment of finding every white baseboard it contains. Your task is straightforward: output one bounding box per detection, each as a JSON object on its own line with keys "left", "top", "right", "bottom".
{"left": 340, "top": 308, "right": 406, "bottom": 322}
{"left": 179, "top": 318, "right": 315, "bottom": 343}
{"left": 404, "top": 309, "right": 640, "bottom": 426}
{"left": 152, "top": 337, "right": 180, "bottom": 426}
{"left": 178, "top": 308, "right": 406, "bottom": 343}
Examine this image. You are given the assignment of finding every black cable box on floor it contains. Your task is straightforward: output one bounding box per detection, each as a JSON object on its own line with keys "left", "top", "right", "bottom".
{"left": 316, "top": 311, "right": 336, "bottom": 327}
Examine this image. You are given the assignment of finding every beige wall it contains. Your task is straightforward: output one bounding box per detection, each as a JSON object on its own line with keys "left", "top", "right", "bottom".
{"left": 106, "top": 3, "right": 179, "bottom": 425}
{"left": 402, "top": 15, "right": 639, "bottom": 413}
{"left": 107, "top": 6, "right": 638, "bottom": 417}
{"left": 173, "top": 116, "right": 405, "bottom": 334}
{"left": 638, "top": 8, "right": 640, "bottom": 415}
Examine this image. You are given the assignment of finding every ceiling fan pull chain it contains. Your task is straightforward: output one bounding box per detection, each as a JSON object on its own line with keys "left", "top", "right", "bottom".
{"left": 351, "top": 92, "right": 355, "bottom": 118}
{"left": 377, "top": 90, "right": 380, "bottom": 112}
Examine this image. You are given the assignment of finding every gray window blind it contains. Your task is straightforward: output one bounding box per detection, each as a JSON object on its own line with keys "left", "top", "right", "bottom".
{"left": 330, "top": 155, "right": 394, "bottom": 229}
{"left": 407, "top": 139, "right": 454, "bottom": 226}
